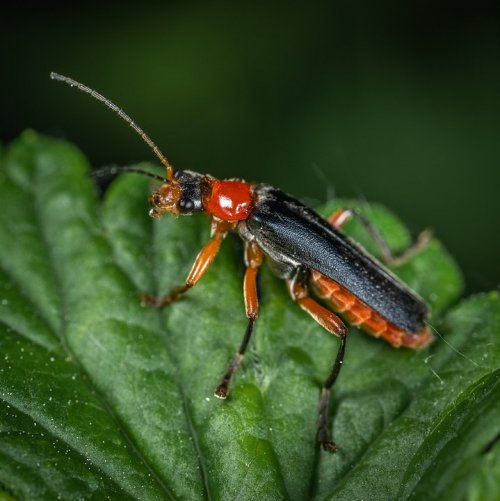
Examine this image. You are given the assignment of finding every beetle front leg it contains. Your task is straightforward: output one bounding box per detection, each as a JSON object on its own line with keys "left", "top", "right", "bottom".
{"left": 215, "top": 241, "right": 263, "bottom": 398}
{"left": 288, "top": 270, "right": 348, "bottom": 453}
{"left": 141, "top": 219, "right": 231, "bottom": 307}
{"left": 328, "top": 208, "right": 432, "bottom": 266}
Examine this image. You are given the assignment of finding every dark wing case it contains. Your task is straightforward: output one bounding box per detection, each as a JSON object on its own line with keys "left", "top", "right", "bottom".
{"left": 246, "top": 186, "right": 428, "bottom": 333}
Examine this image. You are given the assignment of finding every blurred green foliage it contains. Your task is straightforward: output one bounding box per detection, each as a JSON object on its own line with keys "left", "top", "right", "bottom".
{"left": 2, "top": 1, "right": 500, "bottom": 292}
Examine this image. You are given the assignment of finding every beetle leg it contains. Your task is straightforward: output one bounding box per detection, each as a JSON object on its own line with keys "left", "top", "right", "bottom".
{"left": 328, "top": 208, "right": 432, "bottom": 266}
{"left": 141, "top": 219, "right": 232, "bottom": 307}
{"left": 288, "top": 271, "right": 348, "bottom": 453}
{"left": 215, "top": 241, "right": 264, "bottom": 398}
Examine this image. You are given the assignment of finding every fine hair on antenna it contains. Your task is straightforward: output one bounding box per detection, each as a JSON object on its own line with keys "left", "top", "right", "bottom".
{"left": 50, "top": 72, "right": 174, "bottom": 180}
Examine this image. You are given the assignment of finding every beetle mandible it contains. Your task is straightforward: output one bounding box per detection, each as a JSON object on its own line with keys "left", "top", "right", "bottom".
{"left": 51, "top": 72, "right": 432, "bottom": 452}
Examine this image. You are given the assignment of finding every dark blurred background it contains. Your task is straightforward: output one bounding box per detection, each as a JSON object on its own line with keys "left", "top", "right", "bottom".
{"left": 2, "top": 1, "right": 499, "bottom": 294}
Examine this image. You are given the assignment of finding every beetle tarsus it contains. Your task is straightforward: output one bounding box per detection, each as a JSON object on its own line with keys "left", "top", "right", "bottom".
{"left": 321, "top": 439, "right": 338, "bottom": 453}
{"left": 140, "top": 284, "right": 191, "bottom": 308}
{"left": 215, "top": 352, "right": 243, "bottom": 399}
{"left": 318, "top": 415, "right": 338, "bottom": 453}
{"left": 140, "top": 293, "right": 166, "bottom": 308}
{"left": 318, "top": 387, "right": 337, "bottom": 452}
{"left": 214, "top": 383, "right": 228, "bottom": 399}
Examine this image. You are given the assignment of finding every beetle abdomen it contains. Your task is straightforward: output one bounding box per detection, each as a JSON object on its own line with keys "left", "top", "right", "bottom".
{"left": 311, "top": 271, "right": 431, "bottom": 348}
{"left": 247, "top": 185, "right": 429, "bottom": 334}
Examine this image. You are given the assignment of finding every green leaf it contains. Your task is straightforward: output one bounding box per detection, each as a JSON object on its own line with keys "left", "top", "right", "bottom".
{"left": 0, "top": 132, "right": 498, "bottom": 500}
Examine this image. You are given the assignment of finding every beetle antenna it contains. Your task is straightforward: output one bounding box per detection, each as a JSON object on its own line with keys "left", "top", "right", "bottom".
{"left": 91, "top": 165, "right": 167, "bottom": 183}
{"left": 426, "top": 321, "right": 480, "bottom": 367}
{"left": 50, "top": 72, "right": 174, "bottom": 180}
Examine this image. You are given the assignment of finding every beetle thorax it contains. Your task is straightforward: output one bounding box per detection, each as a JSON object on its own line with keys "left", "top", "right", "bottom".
{"left": 204, "top": 180, "right": 254, "bottom": 221}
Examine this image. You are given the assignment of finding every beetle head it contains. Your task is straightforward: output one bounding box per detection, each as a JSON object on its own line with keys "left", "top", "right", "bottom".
{"left": 149, "top": 170, "right": 209, "bottom": 218}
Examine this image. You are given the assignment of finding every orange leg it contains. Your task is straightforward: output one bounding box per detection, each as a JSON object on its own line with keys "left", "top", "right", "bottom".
{"left": 328, "top": 208, "right": 432, "bottom": 266}
{"left": 289, "top": 271, "right": 347, "bottom": 453}
{"left": 215, "top": 241, "right": 263, "bottom": 398}
{"left": 142, "top": 219, "right": 233, "bottom": 307}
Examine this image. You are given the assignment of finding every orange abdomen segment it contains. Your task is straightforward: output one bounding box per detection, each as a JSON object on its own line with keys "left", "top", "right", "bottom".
{"left": 311, "top": 271, "right": 432, "bottom": 348}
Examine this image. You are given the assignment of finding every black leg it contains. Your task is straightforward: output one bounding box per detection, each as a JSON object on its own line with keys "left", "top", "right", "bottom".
{"left": 288, "top": 271, "right": 348, "bottom": 453}
{"left": 329, "top": 208, "right": 432, "bottom": 266}
{"left": 214, "top": 317, "right": 256, "bottom": 398}
{"left": 214, "top": 242, "right": 263, "bottom": 399}
{"left": 318, "top": 333, "right": 347, "bottom": 452}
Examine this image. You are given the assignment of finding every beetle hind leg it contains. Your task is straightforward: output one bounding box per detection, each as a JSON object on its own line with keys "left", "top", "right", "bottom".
{"left": 328, "top": 207, "right": 432, "bottom": 266}
{"left": 288, "top": 269, "right": 348, "bottom": 453}
{"left": 318, "top": 333, "right": 347, "bottom": 452}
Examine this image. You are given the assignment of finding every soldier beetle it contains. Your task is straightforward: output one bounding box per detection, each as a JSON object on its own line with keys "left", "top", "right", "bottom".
{"left": 51, "top": 72, "right": 431, "bottom": 451}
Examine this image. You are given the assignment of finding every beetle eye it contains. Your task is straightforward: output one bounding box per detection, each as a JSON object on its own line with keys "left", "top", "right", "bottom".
{"left": 178, "top": 198, "right": 194, "bottom": 211}
{"left": 151, "top": 193, "right": 162, "bottom": 206}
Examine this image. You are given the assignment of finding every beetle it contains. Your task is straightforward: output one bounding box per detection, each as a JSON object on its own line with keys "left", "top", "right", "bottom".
{"left": 51, "top": 72, "right": 432, "bottom": 452}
